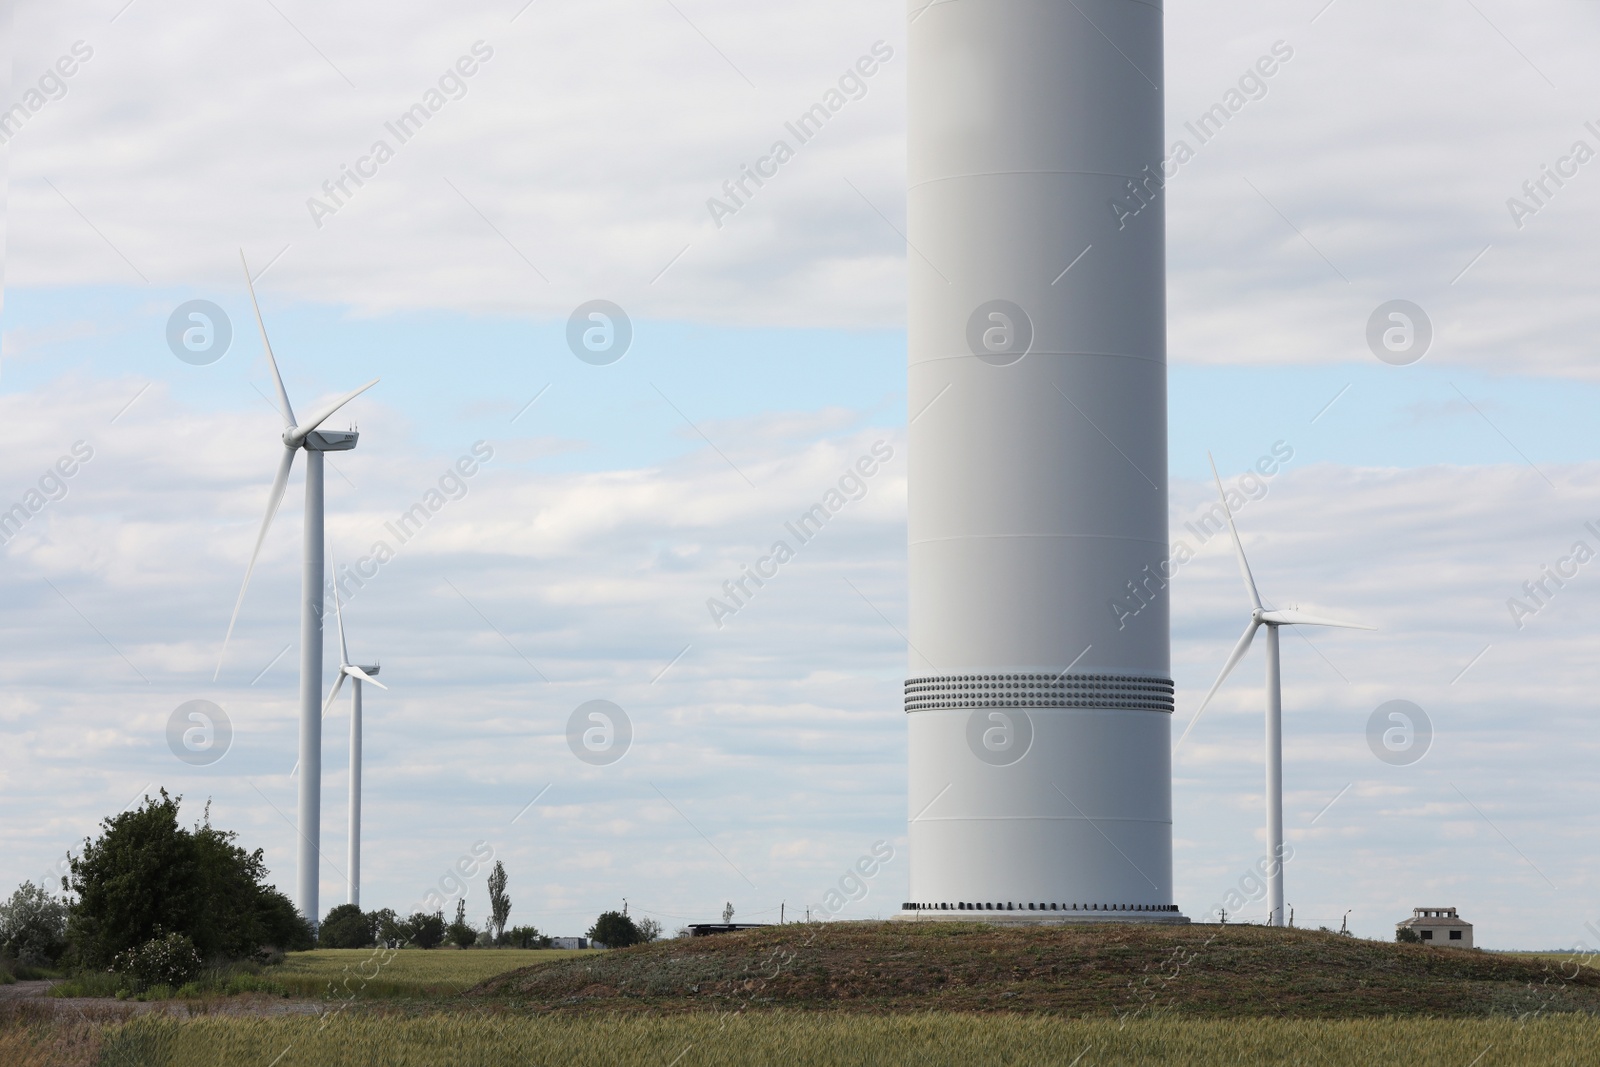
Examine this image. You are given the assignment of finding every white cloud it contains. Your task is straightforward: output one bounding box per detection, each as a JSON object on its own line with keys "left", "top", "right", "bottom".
{"left": 6, "top": 0, "right": 1599, "bottom": 372}
{"left": 0, "top": 366, "right": 1594, "bottom": 943}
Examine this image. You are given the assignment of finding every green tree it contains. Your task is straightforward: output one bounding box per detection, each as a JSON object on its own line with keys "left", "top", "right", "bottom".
{"left": 587, "top": 910, "right": 641, "bottom": 949}
{"left": 318, "top": 904, "right": 373, "bottom": 948}
{"left": 0, "top": 881, "right": 69, "bottom": 966}
{"left": 447, "top": 900, "right": 476, "bottom": 949}
{"left": 486, "top": 861, "right": 511, "bottom": 944}
{"left": 1396, "top": 927, "right": 1420, "bottom": 943}
{"left": 504, "top": 925, "right": 547, "bottom": 948}
{"left": 404, "top": 910, "right": 445, "bottom": 949}
{"left": 369, "top": 908, "right": 403, "bottom": 946}
{"left": 64, "top": 791, "right": 312, "bottom": 966}
{"left": 635, "top": 916, "right": 662, "bottom": 943}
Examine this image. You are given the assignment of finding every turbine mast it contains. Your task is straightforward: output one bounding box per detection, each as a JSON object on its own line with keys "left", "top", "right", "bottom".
{"left": 348, "top": 674, "right": 362, "bottom": 908}
{"left": 298, "top": 449, "right": 324, "bottom": 928}
{"left": 1265, "top": 623, "right": 1284, "bottom": 928}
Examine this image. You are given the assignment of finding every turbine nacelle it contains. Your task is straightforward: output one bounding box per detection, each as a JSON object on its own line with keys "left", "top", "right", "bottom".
{"left": 1175, "top": 454, "right": 1375, "bottom": 750}
{"left": 323, "top": 543, "right": 389, "bottom": 714}
{"left": 214, "top": 250, "right": 379, "bottom": 680}
{"left": 299, "top": 429, "right": 360, "bottom": 452}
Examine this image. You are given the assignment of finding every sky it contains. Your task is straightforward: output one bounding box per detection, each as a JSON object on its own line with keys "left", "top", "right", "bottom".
{"left": 3, "top": 0, "right": 1600, "bottom": 950}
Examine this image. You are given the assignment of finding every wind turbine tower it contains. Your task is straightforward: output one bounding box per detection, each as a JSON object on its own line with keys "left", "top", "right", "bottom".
{"left": 900, "top": 3, "right": 1183, "bottom": 919}
{"left": 219, "top": 252, "right": 378, "bottom": 928}
{"left": 324, "top": 553, "right": 387, "bottom": 908}
{"left": 1178, "top": 457, "right": 1373, "bottom": 926}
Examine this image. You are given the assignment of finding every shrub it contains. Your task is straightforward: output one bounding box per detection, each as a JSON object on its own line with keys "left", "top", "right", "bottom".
{"left": 65, "top": 792, "right": 312, "bottom": 967}
{"left": 370, "top": 909, "right": 404, "bottom": 947}
{"left": 1396, "top": 928, "right": 1420, "bottom": 943}
{"left": 319, "top": 904, "right": 373, "bottom": 949}
{"left": 403, "top": 911, "right": 445, "bottom": 950}
{"left": 114, "top": 932, "right": 202, "bottom": 992}
{"left": 636, "top": 917, "right": 662, "bottom": 943}
{"left": 446, "top": 901, "right": 476, "bottom": 949}
{"left": 504, "top": 925, "right": 549, "bottom": 949}
{"left": 587, "top": 911, "right": 641, "bottom": 949}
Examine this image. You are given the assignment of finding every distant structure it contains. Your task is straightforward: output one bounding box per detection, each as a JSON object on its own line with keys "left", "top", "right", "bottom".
{"left": 1397, "top": 907, "right": 1473, "bottom": 948}
{"left": 688, "top": 923, "right": 769, "bottom": 938}
{"left": 549, "top": 937, "right": 588, "bottom": 950}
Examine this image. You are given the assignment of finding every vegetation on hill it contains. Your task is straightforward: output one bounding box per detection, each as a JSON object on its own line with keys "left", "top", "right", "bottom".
{"left": 476, "top": 921, "right": 1600, "bottom": 1019}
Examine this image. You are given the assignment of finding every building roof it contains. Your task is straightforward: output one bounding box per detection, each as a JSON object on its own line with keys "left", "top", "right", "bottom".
{"left": 1397, "top": 907, "right": 1472, "bottom": 928}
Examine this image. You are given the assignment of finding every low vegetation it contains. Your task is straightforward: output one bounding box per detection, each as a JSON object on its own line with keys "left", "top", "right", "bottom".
{"left": 63, "top": 1014, "right": 1600, "bottom": 1066}
{"left": 267, "top": 947, "right": 586, "bottom": 999}
{"left": 479, "top": 921, "right": 1600, "bottom": 1018}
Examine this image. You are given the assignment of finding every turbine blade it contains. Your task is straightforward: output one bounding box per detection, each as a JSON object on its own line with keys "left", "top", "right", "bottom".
{"left": 1207, "top": 452, "right": 1262, "bottom": 611}
{"left": 322, "top": 671, "right": 347, "bottom": 715}
{"left": 1260, "top": 609, "right": 1376, "bottom": 630}
{"left": 240, "top": 249, "right": 296, "bottom": 429}
{"left": 1174, "top": 619, "right": 1260, "bottom": 750}
{"left": 345, "top": 665, "right": 387, "bottom": 690}
{"left": 328, "top": 540, "right": 350, "bottom": 667}
{"left": 215, "top": 445, "right": 297, "bottom": 680}
{"left": 287, "top": 379, "right": 380, "bottom": 446}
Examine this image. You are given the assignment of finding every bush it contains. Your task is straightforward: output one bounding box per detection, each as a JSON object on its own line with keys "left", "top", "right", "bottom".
{"left": 114, "top": 932, "right": 203, "bottom": 992}
{"left": 257, "top": 886, "right": 314, "bottom": 952}
{"left": 446, "top": 901, "right": 476, "bottom": 949}
{"left": 1396, "top": 928, "right": 1420, "bottom": 943}
{"left": 403, "top": 911, "right": 445, "bottom": 949}
{"left": 370, "top": 908, "right": 404, "bottom": 947}
{"left": 0, "top": 881, "right": 69, "bottom": 966}
{"left": 65, "top": 792, "right": 312, "bottom": 967}
{"left": 587, "top": 911, "right": 642, "bottom": 949}
{"left": 636, "top": 917, "right": 662, "bottom": 943}
{"left": 504, "top": 925, "right": 549, "bottom": 949}
{"left": 319, "top": 904, "right": 373, "bottom": 949}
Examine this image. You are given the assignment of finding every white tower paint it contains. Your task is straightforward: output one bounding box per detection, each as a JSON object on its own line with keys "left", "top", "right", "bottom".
{"left": 901, "top": 0, "right": 1183, "bottom": 920}
{"left": 347, "top": 666, "right": 378, "bottom": 908}
{"left": 298, "top": 450, "right": 325, "bottom": 924}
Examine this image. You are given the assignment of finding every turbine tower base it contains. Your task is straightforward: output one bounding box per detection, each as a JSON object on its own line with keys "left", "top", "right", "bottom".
{"left": 893, "top": 904, "right": 1188, "bottom": 925}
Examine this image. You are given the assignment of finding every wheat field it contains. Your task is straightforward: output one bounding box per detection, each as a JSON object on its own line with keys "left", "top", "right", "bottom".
{"left": 78, "top": 1013, "right": 1600, "bottom": 1066}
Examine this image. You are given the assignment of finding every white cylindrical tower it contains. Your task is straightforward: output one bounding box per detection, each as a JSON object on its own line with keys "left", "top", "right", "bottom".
{"left": 902, "top": 0, "right": 1183, "bottom": 921}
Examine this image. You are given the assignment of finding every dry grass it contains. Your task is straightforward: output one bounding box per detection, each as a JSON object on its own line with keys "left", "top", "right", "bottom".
{"left": 0, "top": 1003, "right": 102, "bottom": 1067}
{"left": 267, "top": 948, "right": 592, "bottom": 999}
{"left": 85, "top": 1013, "right": 1600, "bottom": 1066}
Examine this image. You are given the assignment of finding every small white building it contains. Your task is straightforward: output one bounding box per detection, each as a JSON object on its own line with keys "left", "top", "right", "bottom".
{"left": 1397, "top": 907, "right": 1473, "bottom": 948}
{"left": 548, "top": 937, "right": 589, "bottom": 950}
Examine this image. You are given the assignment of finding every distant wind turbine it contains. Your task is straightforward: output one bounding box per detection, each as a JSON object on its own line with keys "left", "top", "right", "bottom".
{"left": 217, "top": 250, "right": 379, "bottom": 927}
{"left": 1177, "top": 455, "right": 1373, "bottom": 928}
{"left": 324, "top": 546, "right": 387, "bottom": 909}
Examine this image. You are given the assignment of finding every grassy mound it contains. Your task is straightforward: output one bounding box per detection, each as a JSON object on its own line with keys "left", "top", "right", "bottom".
{"left": 474, "top": 922, "right": 1600, "bottom": 1018}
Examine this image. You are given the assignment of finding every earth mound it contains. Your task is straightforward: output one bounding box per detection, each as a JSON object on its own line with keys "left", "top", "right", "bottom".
{"left": 472, "top": 922, "right": 1600, "bottom": 1018}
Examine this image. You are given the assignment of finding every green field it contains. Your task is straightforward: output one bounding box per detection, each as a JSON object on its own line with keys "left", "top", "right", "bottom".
{"left": 9, "top": 928, "right": 1600, "bottom": 1064}
{"left": 266, "top": 947, "right": 593, "bottom": 998}
{"left": 30, "top": 1015, "right": 1600, "bottom": 1066}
